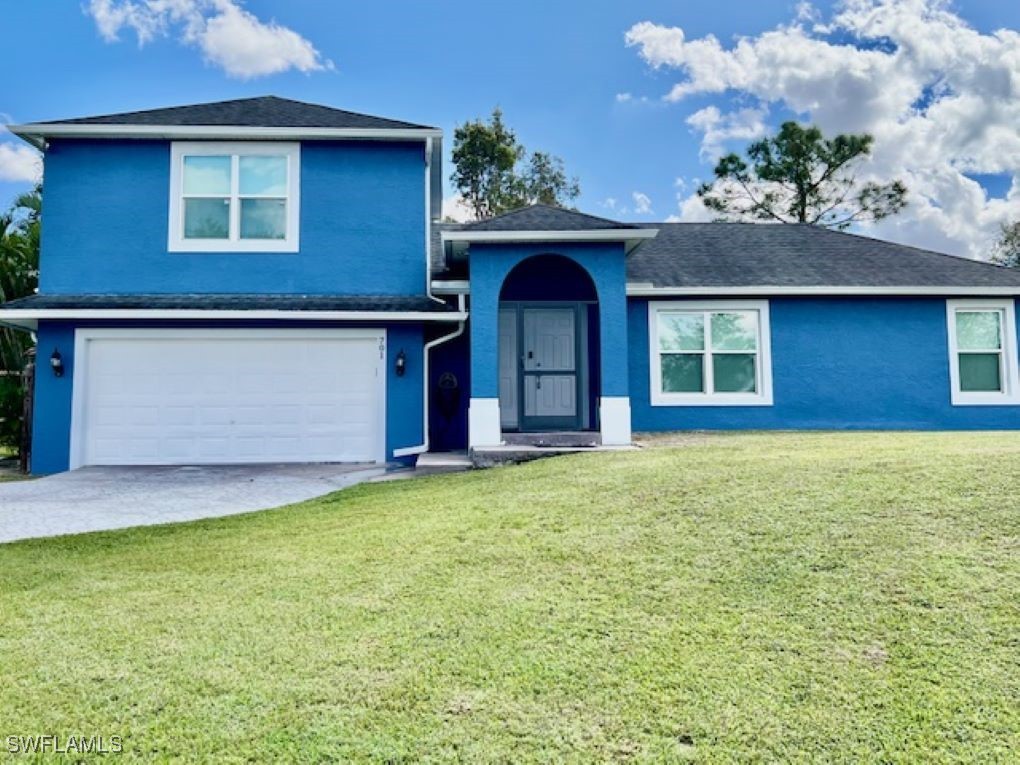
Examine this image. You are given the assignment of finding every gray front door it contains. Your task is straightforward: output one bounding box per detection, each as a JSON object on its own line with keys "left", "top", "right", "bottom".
{"left": 521, "top": 306, "right": 580, "bottom": 430}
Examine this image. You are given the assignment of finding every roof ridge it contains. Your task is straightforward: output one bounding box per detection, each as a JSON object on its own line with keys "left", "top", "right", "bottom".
{"left": 462, "top": 203, "right": 634, "bottom": 231}
{"left": 33, "top": 95, "right": 436, "bottom": 130}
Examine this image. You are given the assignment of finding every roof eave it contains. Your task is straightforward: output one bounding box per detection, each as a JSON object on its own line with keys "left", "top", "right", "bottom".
{"left": 0, "top": 308, "right": 468, "bottom": 327}
{"left": 442, "top": 228, "right": 658, "bottom": 258}
{"left": 626, "top": 284, "right": 1020, "bottom": 296}
{"left": 442, "top": 229, "right": 658, "bottom": 243}
{"left": 9, "top": 123, "right": 443, "bottom": 146}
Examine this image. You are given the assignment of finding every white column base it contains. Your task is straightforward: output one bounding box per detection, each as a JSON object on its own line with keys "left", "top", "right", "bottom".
{"left": 599, "top": 396, "right": 632, "bottom": 445}
{"left": 468, "top": 397, "right": 503, "bottom": 448}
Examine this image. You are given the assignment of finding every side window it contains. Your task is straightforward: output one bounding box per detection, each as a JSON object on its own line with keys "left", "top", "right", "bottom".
{"left": 169, "top": 142, "right": 299, "bottom": 252}
{"left": 650, "top": 301, "right": 773, "bottom": 406}
{"left": 947, "top": 299, "right": 1020, "bottom": 405}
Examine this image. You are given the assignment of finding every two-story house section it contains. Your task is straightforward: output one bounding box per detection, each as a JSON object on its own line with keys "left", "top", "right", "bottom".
{"left": 1, "top": 97, "right": 464, "bottom": 472}
{"left": 4, "top": 95, "right": 1020, "bottom": 475}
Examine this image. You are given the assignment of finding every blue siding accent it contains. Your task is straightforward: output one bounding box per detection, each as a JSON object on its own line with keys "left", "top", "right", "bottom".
{"left": 468, "top": 242, "right": 628, "bottom": 399}
{"left": 629, "top": 296, "right": 1020, "bottom": 430}
{"left": 429, "top": 328, "right": 470, "bottom": 450}
{"left": 31, "top": 323, "right": 76, "bottom": 475}
{"left": 30, "top": 321, "right": 424, "bottom": 474}
{"left": 40, "top": 139, "right": 427, "bottom": 295}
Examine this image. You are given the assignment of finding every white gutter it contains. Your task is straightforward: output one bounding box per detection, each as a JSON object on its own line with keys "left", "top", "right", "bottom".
{"left": 431, "top": 280, "right": 471, "bottom": 295}
{"left": 392, "top": 294, "right": 468, "bottom": 459}
{"left": 441, "top": 229, "right": 658, "bottom": 244}
{"left": 626, "top": 284, "right": 1020, "bottom": 296}
{"left": 9, "top": 123, "right": 443, "bottom": 149}
{"left": 423, "top": 135, "right": 446, "bottom": 307}
{"left": 0, "top": 308, "right": 468, "bottom": 331}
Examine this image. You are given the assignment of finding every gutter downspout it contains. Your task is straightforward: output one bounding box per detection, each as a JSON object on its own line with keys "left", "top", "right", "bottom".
{"left": 392, "top": 294, "right": 467, "bottom": 459}
{"left": 424, "top": 135, "right": 446, "bottom": 307}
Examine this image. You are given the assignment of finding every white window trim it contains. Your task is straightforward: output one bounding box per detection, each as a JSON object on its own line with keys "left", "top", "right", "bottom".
{"left": 168, "top": 141, "right": 300, "bottom": 253}
{"left": 946, "top": 298, "right": 1020, "bottom": 406}
{"left": 649, "top": 300, "right": 774, "bottom": 407}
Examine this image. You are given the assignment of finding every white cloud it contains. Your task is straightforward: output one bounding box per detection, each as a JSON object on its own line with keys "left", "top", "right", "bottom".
{"left": 441, "top": 194, "right": 474, "bottom": 222}
{"left": 0, "top": 140, "right": 41, "bottom": 183}
{"left": 686, "top": 105, "right": 767, "bottom": 160}
{"left": 615, "top": 93, "right": 633, "bottom": 103}
{"left": 632, "top": 191, "right": 653, "bottom": 215}
{"left": 86, "top": 0, "right": 332, "bottom": 79}
{"left": 626, "top": 0, "right": 1020, "bottom": 258}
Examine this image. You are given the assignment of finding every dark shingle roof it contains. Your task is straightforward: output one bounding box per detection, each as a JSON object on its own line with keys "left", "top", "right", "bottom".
{"left": 0, "top": 294, "right": 454, "bottom": 312}
{"left": 37, "top": 96, "right": 435, "bottom": 131}
{"left": 461, "top": 204, "right": 636, "bottom": 232}
{"left": 432, "top": 216, "right": 1020, "bottom": 288}
{"left": 626, "top": 224, "right": 1020, "bottom": 288}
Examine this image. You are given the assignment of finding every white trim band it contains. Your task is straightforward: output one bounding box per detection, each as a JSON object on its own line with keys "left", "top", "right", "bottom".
{"left": 10, "top": 123, "right": 442, "bottom": 147}
{"left": 0, "top": 309, "right": 468, "bottom": 331}
{"left": 599, "top": 397, "right": 632, "bottom": 445}
{"left": 628, "top": 284, "right": 1020, "bottom": 297}
{"left": 443, "top": 229, "right": 658, "bottom": 244}
{"left": 468, "top": 398, "right": 503, "bottom": 449}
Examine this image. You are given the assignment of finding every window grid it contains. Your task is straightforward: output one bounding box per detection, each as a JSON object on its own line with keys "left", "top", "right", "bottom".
{"left": 181, "top": 154, "right": 290, "bottom": 242}
{"left": 954, "top": 309, "right": 1005, "bottom": 394}
{"left": 659, "top": 310, "right": 759, "bottom": 395}
{"left": 946, "top": 299, "right": 1020, "bottom": 406}
{"left": 169, "top": 142, "right": 300, "bottom": 253}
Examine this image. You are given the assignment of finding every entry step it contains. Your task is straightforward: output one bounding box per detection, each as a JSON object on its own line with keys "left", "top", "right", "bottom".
{"left": 502, "top": 432, "right": 602, "bottom": 448}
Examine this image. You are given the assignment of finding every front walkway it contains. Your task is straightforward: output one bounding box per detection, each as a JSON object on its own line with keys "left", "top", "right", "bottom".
{"left": 0, "top": 464, "right": 388, "bottom": 544}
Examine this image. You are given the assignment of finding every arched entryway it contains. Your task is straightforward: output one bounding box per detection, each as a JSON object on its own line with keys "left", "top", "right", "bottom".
{"left": 497, "top": 254, "right": 600, "bottom": 433}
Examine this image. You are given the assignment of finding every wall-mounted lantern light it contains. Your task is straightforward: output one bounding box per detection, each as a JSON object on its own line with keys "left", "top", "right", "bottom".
{"left": 50, "top": 348, "right": 65, "bottom": 377}
{"left": 395, "top": 349, "right": 407, "bottom": 377}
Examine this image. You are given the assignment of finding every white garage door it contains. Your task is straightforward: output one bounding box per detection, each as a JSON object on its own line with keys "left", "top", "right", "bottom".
{"left": 72, "top": 329, "right": 385, "bottom": 467}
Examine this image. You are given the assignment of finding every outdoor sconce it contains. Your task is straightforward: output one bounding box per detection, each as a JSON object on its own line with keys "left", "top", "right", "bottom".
{"left": 395, "top": 349, "right": 407, "bottom": 377}
{"left": 50, "top": 348, "right": 64, "bottom": 377}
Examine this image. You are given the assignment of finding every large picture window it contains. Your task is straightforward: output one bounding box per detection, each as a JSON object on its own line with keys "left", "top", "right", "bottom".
{"left": 649, "top": 300, "right": 773, "bottom": 406}
{"left": 947, "top": 299, "right": 1019, "bottom": 405}
{"left": 169, "top": 142, "right": 300, "bottom": 252}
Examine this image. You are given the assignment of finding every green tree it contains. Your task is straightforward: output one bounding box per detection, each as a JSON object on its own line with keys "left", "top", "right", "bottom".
{"left": 0, "top": 185, "right": 40, "bottom": 452}
{"left": 698, "top": 122, "right": 907, "bottom": 229}
{"left": 451, "top": 109, "right": 580, "bottom": 219}
{"left": 991, "top": 221, "right": 1020, "bottom": 268}
{"left": 0, "top": 186, "right": 40, "bottom": 371}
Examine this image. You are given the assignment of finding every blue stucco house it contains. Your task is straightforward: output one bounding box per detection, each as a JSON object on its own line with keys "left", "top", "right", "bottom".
{"left": 3, "top": 96, "right": 1020, "bottom": 474}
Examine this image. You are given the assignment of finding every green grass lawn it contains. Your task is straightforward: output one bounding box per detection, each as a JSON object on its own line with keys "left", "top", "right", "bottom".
{"left": 1, "top": 433, "right": 1017, "bottom": 762}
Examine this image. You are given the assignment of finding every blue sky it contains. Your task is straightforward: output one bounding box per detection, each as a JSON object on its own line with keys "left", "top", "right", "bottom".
{"left": 1, "top": 1, "right": 1018, "bottom": 257}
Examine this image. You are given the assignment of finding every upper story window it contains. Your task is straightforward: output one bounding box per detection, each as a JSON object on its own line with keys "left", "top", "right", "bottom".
{"left": 649, "top": 300, "right": 774, "bottom": 406}
{"left": 168, "top": 142, "right": 300, "bottom": 252}
{"left": 947, "top": 299, "right": 1020, "bottom": 405}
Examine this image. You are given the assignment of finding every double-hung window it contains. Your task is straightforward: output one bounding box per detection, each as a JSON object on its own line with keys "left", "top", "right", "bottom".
{"left": 169, "top": 142, "right": 300, "bottom": 252}
{"left": 649, "top": 300, "right": 773, "bottom": 406}
{"left": 947, "top": 299, "right": 1020, "bottom": 405}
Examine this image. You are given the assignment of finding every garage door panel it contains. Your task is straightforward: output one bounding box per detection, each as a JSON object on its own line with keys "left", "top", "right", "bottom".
{"left": 77, "top": 331, "right": 385, "bottom": 466}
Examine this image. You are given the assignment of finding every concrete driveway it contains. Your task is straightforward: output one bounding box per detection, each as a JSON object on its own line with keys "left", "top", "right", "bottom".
{"left": 0, "top": 464, "right": 387, "bottom": 544}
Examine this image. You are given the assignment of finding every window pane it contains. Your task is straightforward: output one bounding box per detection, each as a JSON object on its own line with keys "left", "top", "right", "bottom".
{"left": 713, "top": 353, "right": 757, "bottom": 393}
{"left": 711, "top": 312, "right": 758, "bottom": 351}
{"left": 240, "top": 198, "right": 287, "bottom": 240}
{"left": 661, "top": 354, "right": 704, "bottom": 393}
{"left": 658, "top": 313, "right": 704, "bottom": 351}
{"left": 959, "top": 353, "right": 1002, "bottom": 392}
{"left": 183, "top": 198, "right": 229, "bottom": 239}
{"left": 183, "top": 156, "right": 231, "bottom": 195}
{"left": 956, "top": 311, "right": 1001, "bottom": 350}
{"left": 239, "top": 156, "right": 287, "bottom": 196}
